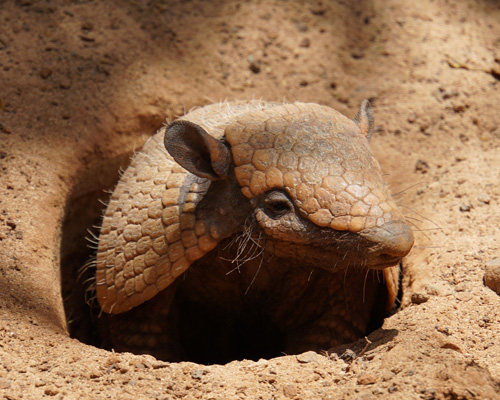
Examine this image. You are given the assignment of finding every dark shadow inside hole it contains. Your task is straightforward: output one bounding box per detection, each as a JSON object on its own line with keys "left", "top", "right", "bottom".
{"left": 176, "top": 295, "right": 286, "bottom": 364}
{"left": 60, "top": 154, "right": 131, "bottom": 347}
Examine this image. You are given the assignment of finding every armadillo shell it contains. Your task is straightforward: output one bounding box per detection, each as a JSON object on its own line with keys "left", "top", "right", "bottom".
{"left": 95, "top": 101, "right": 401, "bottom": 314}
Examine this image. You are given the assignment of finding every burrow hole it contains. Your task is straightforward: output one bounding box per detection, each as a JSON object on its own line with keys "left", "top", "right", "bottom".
{"left": 60, "top": 147, "right": 399, "bottom": 365}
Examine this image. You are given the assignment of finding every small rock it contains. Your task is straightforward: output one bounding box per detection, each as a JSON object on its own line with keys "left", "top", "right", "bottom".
{"left": 459, "top": 203, "right": 472, "bottom": 212}
{"left": 81, "top": 21, "right": 94, "bottom": 31}
{"left": 435, "top": 324, "right": 451, "bottom": 335}
{"left": 411, "top": 292, "right": 429, "bottom": 304}
{"left": 419, "top": 120, "right": 430, "bottom": 134}
{"left": 455, "top": 291, "right": 472, "bottom": 302}
{"left": 249, "top": 61, "right": 261, "bottom": 74}
{"left": 426, "top": 283, "right": 445, "bottom": 296}
{"left": 283, "top": 384, "right": 297, "bottom": 398}
{"left": 151, "top": 360, "right": 170, "bottom": 369}
{"left": 477, "top": 193, "right": 491, "bottom": 204}
{"left": 415, "top": 159, "right": 430, "bottom": 173}
{"left": 0, "top": 124, "right": 11, "bottom": 134}
{"left": 440, "top": 87, "right": 459, "bottom": 99}
{"left": 59, "top": 78, "right": 72, "bottom": 89}
{"left": 309, "top": 5, "right": 326, "bottom": 16}
{"left": 357, "top": 373, "right": 378, "bottom": 385}
{"left": 79, "top": 35, "right": 95, "bottom": 42}
{"left": 459, "top": 133, "right": 470, "bottom": 142}
{"left": 296, "top": 351, "right": 319, "bottom": 363}
{"left": 388, "top": 385, "right": 398, "bottom": 393}
{"left": 190, "top": 369, "right": 204, "bottom": 380}
{"left": 351, "top": 49, "right": 365, "bottom": 59}
{"left": 39, "top": 67, "right": 52, "bottom": 79}
{"left": 484, "top": 258, "right": 500, "bottom": 296}
{"left": 44, "top": 387, "right": 59, "bottom": 396}
{"left": 441, "top": 341, "right": 462, "bottom": 352}
{"left": 340, "top": 349, "right": 356, "bottom": 361}
{"left": 89, "top": 370, "right": 101, "bottom": 378}
{"left": 0, "top": 378, "right": 11, "bottom": 389}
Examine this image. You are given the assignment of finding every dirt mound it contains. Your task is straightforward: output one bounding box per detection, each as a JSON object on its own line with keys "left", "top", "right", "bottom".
{"left": 1, "top": 0, "right": 500, "bottom": 398}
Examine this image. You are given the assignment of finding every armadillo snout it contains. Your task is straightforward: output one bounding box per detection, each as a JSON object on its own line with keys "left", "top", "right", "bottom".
{"left": 359, "top": 220, "right": 414, "bottom": 269}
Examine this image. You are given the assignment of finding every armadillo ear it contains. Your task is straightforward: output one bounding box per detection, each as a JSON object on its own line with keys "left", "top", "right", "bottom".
{"left": 354, "top": 99, "right": 374, "bottom": 141}
{"left": 164, "top": 120, "right": 232, "bottom": 180}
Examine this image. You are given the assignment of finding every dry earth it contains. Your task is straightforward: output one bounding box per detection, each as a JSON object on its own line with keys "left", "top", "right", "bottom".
{"left": 1, "top": 0, "right": 500, "bottom": 399}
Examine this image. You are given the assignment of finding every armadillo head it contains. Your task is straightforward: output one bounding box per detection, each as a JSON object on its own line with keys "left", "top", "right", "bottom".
{"left": 165, "top": 101, "right": 414, "bottom": 272}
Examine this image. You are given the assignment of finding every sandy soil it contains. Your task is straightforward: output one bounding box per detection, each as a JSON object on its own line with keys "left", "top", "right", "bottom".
{"left": 1, "top": 0, "right": 500, "bottom": 398}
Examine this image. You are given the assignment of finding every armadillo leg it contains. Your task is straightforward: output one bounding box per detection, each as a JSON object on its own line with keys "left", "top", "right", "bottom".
{"left": 284, "top": 269, "right": 389, "bottom": 354}
{"left": 102, "top": 286, "right": 184, "bottom": 361}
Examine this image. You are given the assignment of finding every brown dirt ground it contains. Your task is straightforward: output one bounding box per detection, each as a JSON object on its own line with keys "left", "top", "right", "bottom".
{"left": 1, "top": 0, "right": 500, "bottom": 398}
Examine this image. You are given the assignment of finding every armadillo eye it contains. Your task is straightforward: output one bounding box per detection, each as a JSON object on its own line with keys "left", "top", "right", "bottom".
{"left": 264, "top": 191, "right": 293, "bottom": 216}
{"left": 268, "top": 200, "right": 291, "bottom": 214}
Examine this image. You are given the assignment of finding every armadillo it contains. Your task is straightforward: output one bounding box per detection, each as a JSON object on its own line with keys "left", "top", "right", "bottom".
{"left": 95, "top": 100, "right": 414, "bottom": 363}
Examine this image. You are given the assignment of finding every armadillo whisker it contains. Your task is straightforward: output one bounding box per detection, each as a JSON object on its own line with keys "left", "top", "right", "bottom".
{"left": 403, "top": 219, "right": 432, "bottom": 242}
{"left": 308, "top": 269, "right": 314, "bottom": 282}
{"left": 391, "top": 181, "right": 425, "bottom": 198}
{"left": 244, "top": 247, "right": 266, "bottom": 295}
{"left": 399, "top": 205, "right": 442, "bottom": 231}
{"left": 362, "top": 268, "right": 371, "bottom": 304}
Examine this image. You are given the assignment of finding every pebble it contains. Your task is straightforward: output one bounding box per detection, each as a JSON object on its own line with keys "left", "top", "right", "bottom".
{"left": 441, "top": 341, "right": 462, "bottom": 353}
{"left": 296, "top": 351, "right": 319, "bottom": 363}
{"left": 357, "top": 373, "right": 378, "bottom": 385}
{"left": 415, "top": 159, "right": 430, "bottom": 173}
{"left": 190, "top": 369, "right": 204, "bottom": 380}
{"left": 39, "top": 67, "right": 52, "bottom": 79}
{"left": 372, "top": 387, "right": 384, "bottom": 395}
{"left": 249, "top": 61, "right": 261, "bottom": 74}
{"left": 453, "top": 103, "right": 466, "bottom": 113}
{"left": 484, "top": 258, "right": 500, "bottom": 296}
{"left": 477, "top": 193, "right": 491, "bottom": 204}
{"left": 426, "top": 283, "right": 446, "bottom": 296}
{"left": 351, "top": 49, "right": 365, "bottom": 59}
{"left": 283, "top": 384, "right": 297, "bottom": 398}
{"left": 0, "top": 378, "right": 11, "bottom": 389}
{"left": 455, "top": 292, "right": 472, "bottom": 302}
{"left": 459, "top": 203, "right": 471, "bottom": 212}
{"left": 411, "top": 292, "right": 429, "bottom": 304}
{"left": 151, "top": 360, "right": 170, "bottom": 369}
{"left": 439, "top": 87, "right": 459, "bottom": 99}
{"left": 44, "top": 386, "right": 59, "bottom": 396}
{"left": 59, "top": 78, "right": 72, "bottom": 89}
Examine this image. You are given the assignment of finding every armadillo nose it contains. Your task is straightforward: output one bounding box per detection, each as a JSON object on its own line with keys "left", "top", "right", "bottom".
{"left": 360, "top": 220, "right": 414, "bottom": 267}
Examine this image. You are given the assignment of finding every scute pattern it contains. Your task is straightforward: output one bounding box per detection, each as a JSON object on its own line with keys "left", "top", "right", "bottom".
{"left": 225, "top": 103, "right": 404, "bottom": 232}
{"left": 96, "top": 134, "right": 218, "bottom": 314}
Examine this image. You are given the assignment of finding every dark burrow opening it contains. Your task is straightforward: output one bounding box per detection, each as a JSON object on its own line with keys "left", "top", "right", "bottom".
{"left": 60, "top": 157, "right": 400, "bottom": 366}
{"left": 60, "top": 155, "right": 128, "bottom": 349}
